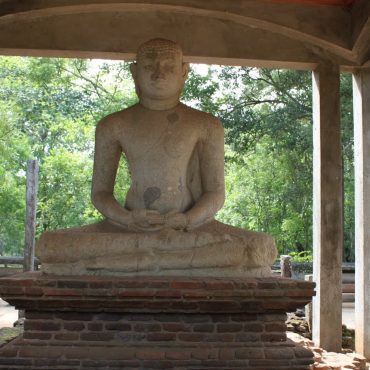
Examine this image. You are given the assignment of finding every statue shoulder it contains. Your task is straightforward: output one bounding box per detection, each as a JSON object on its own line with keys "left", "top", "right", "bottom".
{"left": 179, "top": 103, "right": 223, "bottom": 133}
{"left": 95, "top": 105, "right": 137, "bottom": 134}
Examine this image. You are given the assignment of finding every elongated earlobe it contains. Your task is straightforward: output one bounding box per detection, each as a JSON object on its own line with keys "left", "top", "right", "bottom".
{"left": 130, "top": 63, "right": 137, "bottom": 80}
{"left": 182, "top": 63, "right": 190, "bottom": 80}
{"left": 130, "top": 63, "right": 140, "bottom": 98}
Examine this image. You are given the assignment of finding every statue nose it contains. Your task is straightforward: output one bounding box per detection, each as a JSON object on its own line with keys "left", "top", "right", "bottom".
{"left": 152, "top": 64, "right": 165, "bottom": 80}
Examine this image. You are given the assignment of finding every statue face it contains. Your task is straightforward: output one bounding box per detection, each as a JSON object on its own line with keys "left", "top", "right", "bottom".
{"left": 132, "top": 50, "right": 188, "bottom": 101}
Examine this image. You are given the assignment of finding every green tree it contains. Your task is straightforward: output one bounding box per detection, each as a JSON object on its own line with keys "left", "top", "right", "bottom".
{"left": 0, "top": 57, "right": 135, "bottom": 254}
{"left": 0, "top": 100, "right": 31, "bottom": 254}
{"left": 341, "top": 73, "right": 355, "bottom": 261}
{"left": 0, "top": 58, "right": 355, "bottom": 261}
{"left": 183, "top": 66, "right": 314, "bottom": 256}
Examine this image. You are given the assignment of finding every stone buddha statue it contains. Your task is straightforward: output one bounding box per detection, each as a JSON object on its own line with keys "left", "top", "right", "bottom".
{"left": 36, "top": 38, "right": 277, "bottom": 277}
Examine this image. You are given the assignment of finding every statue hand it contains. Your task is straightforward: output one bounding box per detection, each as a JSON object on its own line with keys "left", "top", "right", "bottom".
{"left": 164, "top": 209, "right": 188, "bottom": 230}
{"left": 128, "top": 209, "right": 165, "bottom": 232}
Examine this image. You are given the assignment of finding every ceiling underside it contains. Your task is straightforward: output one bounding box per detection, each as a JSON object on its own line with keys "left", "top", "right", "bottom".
{"left": 0, "top": 0, "right": 368, "bottom": 69}
{"left": 270, "top": 0, "right": 356, "bottom": 6}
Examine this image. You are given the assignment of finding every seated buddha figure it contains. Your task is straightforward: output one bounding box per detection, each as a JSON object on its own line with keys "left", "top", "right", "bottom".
{"left": 36, "top": 38, "right": 277, "bottom": 277}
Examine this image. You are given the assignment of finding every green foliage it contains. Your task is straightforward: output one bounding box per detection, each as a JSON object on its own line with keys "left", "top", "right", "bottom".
{"left": 340, "top": 73, "right": 355, "bottom": 262}
{"left": 217, "top": 139, "right": 312, "bottom": 254}
{"left": 0, "top": 57, "right": 134, "bottom": 255}
{"left": 184, "top": 66, "right": 353, "bottom": 259}
{"left": 183, "top": 66, "right": 314, "bottom": 256}
{"left": 0, "top": 58, "right": 355, "bottom": 261}
{"left": 0, "top": 100, "right": 31, "bottom": 254}
{"left": 37, "top": 148, "right": 96, "bottom": 231}
{"left": 289, "top": 250, "right": 313, "bottom": 263}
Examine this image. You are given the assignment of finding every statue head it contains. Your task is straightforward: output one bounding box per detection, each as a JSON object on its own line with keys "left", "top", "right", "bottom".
{"left": 130, "top": 39, "right": 189, "bottom": 108}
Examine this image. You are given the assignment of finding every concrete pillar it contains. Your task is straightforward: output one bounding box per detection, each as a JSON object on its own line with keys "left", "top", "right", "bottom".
{"left": 353, "top": 69, "right": 370, "bottom": 359}
{"left": 312, "top": 62, "right": 343, "bottom": 352}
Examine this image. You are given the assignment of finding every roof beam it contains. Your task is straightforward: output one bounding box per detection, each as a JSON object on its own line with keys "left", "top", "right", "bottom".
{"left": 0, "top": 0, "right": 366, "bottom": 67}
{"left": 351, "top": 0, "right": 370, "bottom": 65}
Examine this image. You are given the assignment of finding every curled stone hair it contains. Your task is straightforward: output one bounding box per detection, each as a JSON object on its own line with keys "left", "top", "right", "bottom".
{"left": 136, "top": 38, "right": 183, "bottom": 62}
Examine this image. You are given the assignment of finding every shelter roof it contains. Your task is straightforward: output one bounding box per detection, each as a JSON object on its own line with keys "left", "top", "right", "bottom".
{"left": 272, "top": 0, "right": 355, "bottom": 6}
{"left": 0, "top": 0, "right": 368, "bottom": 69}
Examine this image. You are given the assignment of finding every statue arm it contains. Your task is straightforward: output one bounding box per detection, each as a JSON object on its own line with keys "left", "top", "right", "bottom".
{"left": 91, "top": 117, "right": 165, "bottom": 231}
{"left": 91, "top": 118, "right": 132, "bottom": 226}
{"left": 185, "top": 118, "right": 225, "bottom": 229}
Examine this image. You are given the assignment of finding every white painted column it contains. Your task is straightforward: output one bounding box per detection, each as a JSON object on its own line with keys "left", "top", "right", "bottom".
{"left": 312, "top": 62, "right": 343, "bottom": 352}
{"left": 353, "top": 69, "right": 370, "bottom": 359}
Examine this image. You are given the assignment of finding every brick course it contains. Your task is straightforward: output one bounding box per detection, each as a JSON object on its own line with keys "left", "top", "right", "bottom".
{"left": 0, "top": 273, "right": 315, "bottom": 369}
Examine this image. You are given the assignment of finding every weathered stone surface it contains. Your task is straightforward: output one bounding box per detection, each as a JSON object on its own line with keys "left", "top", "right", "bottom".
{"left": 36, "top": 38, "right": 277, "bottom": 277}
{"left": 37, "top": 220, "right": 276, "bottom": 277}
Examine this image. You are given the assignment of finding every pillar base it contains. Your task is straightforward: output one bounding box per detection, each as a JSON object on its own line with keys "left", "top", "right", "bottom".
{"left": 0, "top": 272, "right": 315, "bottom": 369}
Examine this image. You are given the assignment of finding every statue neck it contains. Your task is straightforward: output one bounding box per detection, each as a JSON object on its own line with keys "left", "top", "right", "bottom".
{"left": 139, "top": 96, "right": 180, "bottom": 111}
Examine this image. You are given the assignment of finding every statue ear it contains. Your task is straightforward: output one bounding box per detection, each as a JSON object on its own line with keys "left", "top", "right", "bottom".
{"left": 130, "top": 63, "right": 137, "bottom": 80}
{"left": 130, "top": 63, "right": 141, "bottom": 98}
{"left": 182, "top": 62, "right": 189, "bottom": 80}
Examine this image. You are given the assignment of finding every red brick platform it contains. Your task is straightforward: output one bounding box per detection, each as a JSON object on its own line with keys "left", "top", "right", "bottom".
{"left": 0, "top": 272, "right": 315, "bottom": 369}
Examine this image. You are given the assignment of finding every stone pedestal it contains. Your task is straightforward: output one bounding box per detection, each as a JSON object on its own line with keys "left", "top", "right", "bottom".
{"left": 0, "top": 273, "right": 315, "bottom": 369}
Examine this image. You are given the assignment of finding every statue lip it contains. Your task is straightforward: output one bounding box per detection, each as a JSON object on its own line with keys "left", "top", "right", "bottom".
{"left": 150, "top": 82, "right": 168, "bottom": 90}
{"left": 151, "top": 79, "right": 167, "bottom": 85}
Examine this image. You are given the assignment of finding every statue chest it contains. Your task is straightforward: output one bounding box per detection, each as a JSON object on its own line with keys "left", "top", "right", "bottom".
{"left": 120, "top": 119, "right": 199, "bottom": 163}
